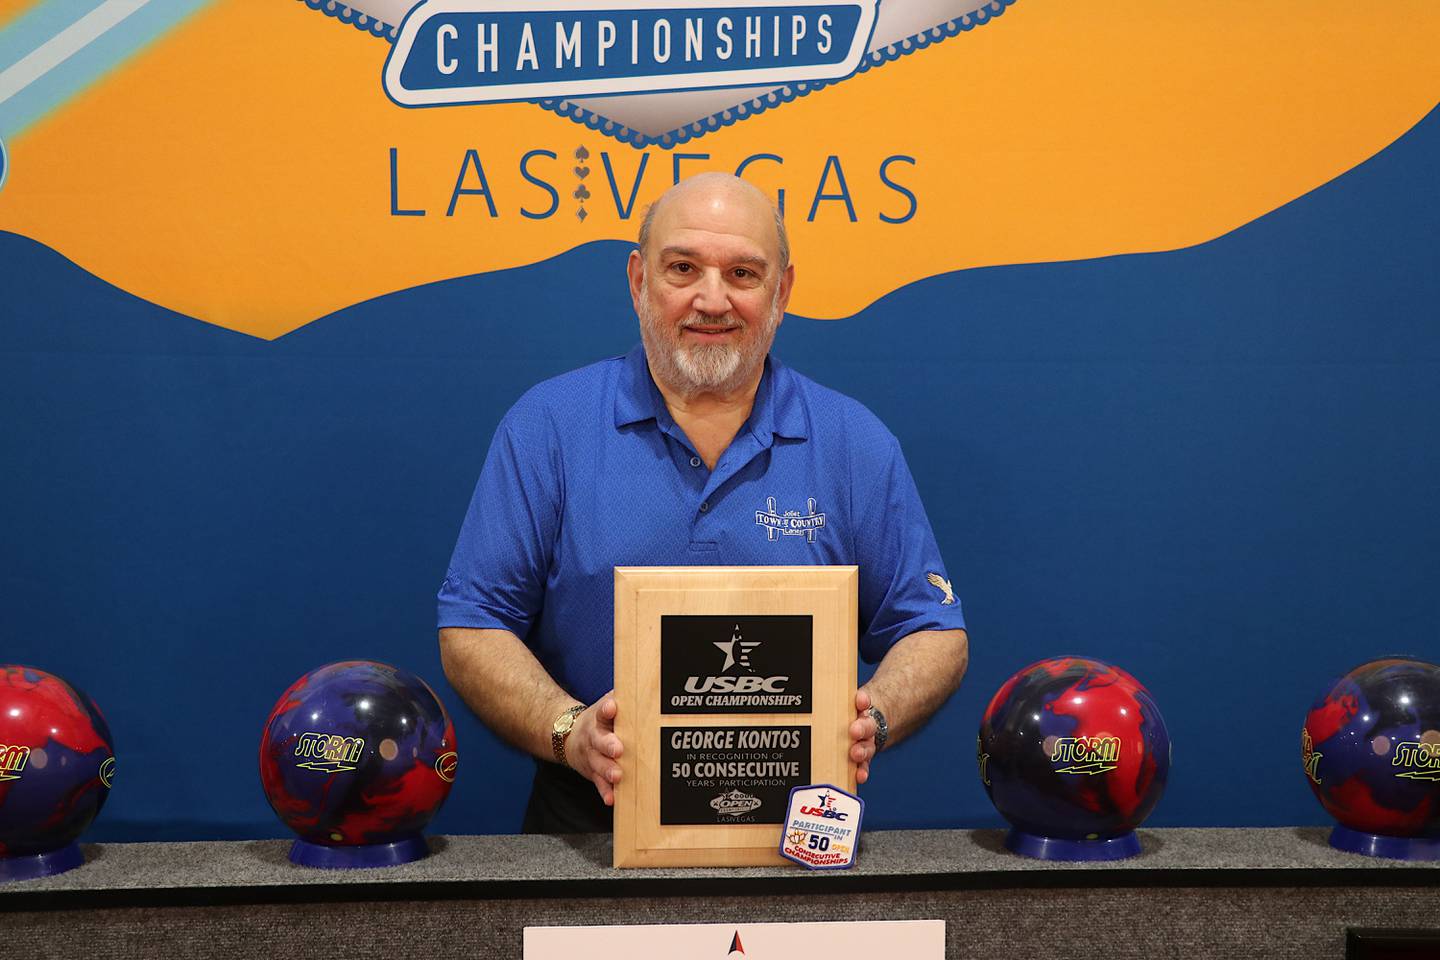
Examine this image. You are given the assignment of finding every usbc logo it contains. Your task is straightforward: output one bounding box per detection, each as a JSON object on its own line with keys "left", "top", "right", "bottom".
{"left": 294, "top": 732, "right": 365, "bottom": 773}
{"left": 684, "top": 625, "right": 789, "bottom": 694}
{"left": 663, "top": 614, "right": 811, "bottom": 714}
{"left": 99, "top": 756, "right": 117, "bottom": 789}
{"left": 386, "top": 0, "right": 880, "bottom": 108}
{"left": 798, "top": 790, "right": 848, "bottom": 821}
{"left": 0, "top": 744, "right": 30, "bottom": 782}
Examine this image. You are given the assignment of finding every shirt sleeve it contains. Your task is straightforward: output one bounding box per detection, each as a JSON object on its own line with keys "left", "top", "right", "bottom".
{"left": 436, "top": 401, "right": 562, "bottom": 638}
{"left": 853, "top": 431, "right": 966, "bottom": 663}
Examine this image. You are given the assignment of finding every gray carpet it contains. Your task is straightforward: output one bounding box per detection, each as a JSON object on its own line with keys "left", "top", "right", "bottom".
{"left": 1, "top": 827, "right": 1434, "bottom": 893}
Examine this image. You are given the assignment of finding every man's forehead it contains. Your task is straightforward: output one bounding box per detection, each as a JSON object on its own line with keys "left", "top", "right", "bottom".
{"left": 648, "top": 178, "right": 779, "bottom": 260}
{"left": 658, "top": 227, "right": 771, "bottom": 265}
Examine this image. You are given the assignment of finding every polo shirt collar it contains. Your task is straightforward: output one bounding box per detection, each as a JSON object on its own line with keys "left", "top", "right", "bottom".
{"left": 613, "top": 344, "right": 661, "bottom": 429}
{"left": 613, "top": 344, "right": 809, "bottom": 442}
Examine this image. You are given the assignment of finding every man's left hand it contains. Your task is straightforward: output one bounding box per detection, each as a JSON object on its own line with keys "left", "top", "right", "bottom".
{"left": 848, "top": 688, "right": 881, "bottom": 785}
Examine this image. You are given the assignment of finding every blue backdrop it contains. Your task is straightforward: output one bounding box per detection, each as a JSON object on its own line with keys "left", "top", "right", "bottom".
{"left": 2, "top": 105, "right": 1437, "bottom": 842}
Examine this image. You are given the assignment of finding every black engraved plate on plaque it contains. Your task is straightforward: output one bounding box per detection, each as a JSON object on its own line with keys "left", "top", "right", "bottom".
{"left": 659, "top": 725, "right": 812, "bottom": 825}
{"left": 660, "top": 615, "right": 813, "bottom": 715}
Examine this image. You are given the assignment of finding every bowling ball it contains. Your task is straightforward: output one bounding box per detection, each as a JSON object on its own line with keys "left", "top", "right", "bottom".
{"left": 978, "top": 656, "right": 1170, "bottom": 860}
{"left": 1302, "top": 657, "right": 1440, "bottom": 859}
{"left": 0, "top": 665, "right": 115, "bottom": 881}
{"left": 259, "top": 660, "right": 457, "bottom": 867}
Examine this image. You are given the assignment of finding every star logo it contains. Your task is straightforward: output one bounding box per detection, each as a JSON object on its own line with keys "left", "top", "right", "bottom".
{"left": 728, "top": 931, "right": 745, "bottom": 955}
{"left": 713, "top": 625, "right": 761, "bottom": 673}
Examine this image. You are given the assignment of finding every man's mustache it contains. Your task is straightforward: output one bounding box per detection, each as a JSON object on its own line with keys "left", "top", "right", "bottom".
{"left": 680, "top": 316, "right": 743, "bottom": 331}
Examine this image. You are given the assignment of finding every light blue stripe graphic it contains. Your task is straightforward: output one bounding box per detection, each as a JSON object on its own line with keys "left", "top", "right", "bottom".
{"left": 0, "top": 0, "right": 214, "bottom": 140}
{"left": 0, "top": 2, "right": 153, "bottom": 105}
{"left": 0, "top": 0, "right": 115, "bottom": 72}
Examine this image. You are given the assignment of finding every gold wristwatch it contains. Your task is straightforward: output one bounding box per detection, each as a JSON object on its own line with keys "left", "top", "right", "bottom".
{"left": 551, "top": 704, "right": 586, "bottom": 765}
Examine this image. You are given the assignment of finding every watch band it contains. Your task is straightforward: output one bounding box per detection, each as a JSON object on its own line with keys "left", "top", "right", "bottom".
{"left": 868, "top": 705, "right": 889, "bottom": 753}
{"left": 551, "top": 704, "right": 585, "bottom": 765}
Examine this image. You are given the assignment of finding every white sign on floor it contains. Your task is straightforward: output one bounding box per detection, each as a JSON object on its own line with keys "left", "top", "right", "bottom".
{"left": 524, "top": 919, "right": 944, "bottom": 957}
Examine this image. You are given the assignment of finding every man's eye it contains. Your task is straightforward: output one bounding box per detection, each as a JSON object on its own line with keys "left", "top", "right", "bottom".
{"left": 671, "top": 262, "right": 692, "bottom": 273}
{"left": 734, "top": 268, "right": 751, "bottom": 279}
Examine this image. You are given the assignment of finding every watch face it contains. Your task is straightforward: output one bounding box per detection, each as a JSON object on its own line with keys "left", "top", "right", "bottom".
{"left": 556, "top": 705, "right": 583, "bottom": 735}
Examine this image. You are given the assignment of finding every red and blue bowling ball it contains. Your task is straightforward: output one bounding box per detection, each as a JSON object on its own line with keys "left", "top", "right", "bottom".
{"left": 0, "top": 665, "right": 115, "bottom": 882}
{"left": 259, "top": 660, "right": 457, "bottom": 868}
{"left": 1302, "top": 657, "right": 1440, "bottom": 860}
{"left": 978, "top": 656, "right": 1170, "bottom": 861}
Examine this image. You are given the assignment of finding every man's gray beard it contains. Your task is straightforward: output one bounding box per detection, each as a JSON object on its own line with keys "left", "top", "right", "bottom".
{"left": 638, "top": 287, "right": 782, "bottom": 395}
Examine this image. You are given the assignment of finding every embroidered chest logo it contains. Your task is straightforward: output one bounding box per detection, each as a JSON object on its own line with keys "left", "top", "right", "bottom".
{"left": 755, "top": 496, "right": 827, "bottom": 542}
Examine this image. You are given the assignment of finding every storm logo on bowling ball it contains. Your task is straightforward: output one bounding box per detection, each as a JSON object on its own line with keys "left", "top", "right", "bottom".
{"left": 1050, "top": 736, "right": 1121, "bottom": 775}
{"left": 293, "top": 732, "right": 365, "bottom": 773}
{"left": 0, "top": 745, "right": 30, "bottom": 782}
{"left": 1392, "top": 742, "right": 1440, "bottom": 781}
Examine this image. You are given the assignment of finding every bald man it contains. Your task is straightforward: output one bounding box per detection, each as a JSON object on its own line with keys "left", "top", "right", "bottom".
{"left": 438, "top": 174, "right": 969, "bottom": 833}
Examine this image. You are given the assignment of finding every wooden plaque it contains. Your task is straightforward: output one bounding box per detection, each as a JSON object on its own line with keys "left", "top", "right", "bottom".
{"left": 613, "top": 566, "right": 858, "bottom": 868}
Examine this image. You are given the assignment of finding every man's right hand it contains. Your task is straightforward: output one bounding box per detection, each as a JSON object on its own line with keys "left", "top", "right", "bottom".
{"left": 566, "top": 692, "right": 624, "bottom": 806}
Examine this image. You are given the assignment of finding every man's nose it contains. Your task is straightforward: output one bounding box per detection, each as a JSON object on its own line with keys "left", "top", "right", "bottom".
{"left": 690, "top": 268, "right": 731, "bottom": 316}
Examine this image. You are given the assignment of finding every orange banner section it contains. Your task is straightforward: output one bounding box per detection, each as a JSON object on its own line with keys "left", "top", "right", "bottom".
{"left": 1, "top": 0, "right": 1437, "bottom": 339}
{"left": 0, "top": 0, "right": 44, "bottom": 31}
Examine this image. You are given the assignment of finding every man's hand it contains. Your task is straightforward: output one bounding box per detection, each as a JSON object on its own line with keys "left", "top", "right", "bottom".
{"left": 566, "top": 691, "right": 624, "bottom": 805}
{"left": 848, "top": 687, "right": 881, "bottom": 785}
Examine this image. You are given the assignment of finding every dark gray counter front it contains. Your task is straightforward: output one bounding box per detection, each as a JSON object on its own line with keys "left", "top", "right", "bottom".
{"left": 2, "top": 828, "right": 1437, "bottom": 959}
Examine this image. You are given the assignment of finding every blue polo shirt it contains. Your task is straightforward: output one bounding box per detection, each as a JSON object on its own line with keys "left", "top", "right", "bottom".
{"left": 438, "top": 345, "right": 965, "bottom": 705}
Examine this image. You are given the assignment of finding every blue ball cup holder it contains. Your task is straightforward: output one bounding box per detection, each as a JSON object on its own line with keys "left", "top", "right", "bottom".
{"left": 1006, "top": 829, "right": 1143, "bottom": 862}
{"left": 1329, "top": 826, "right": 1440, "bottom": 862}
{"left": 0, "top": 842, "right": 86, "bottom": 883}
{"left": 289, "top": 834, "right": 430, "bottom": 869}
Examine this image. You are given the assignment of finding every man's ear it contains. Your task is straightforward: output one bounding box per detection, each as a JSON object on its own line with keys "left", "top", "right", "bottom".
{"left": 776, "top": 262, "right": 795, "bottom": 315}
{"left": 627, "top": 249, "right": 646, "bottom": 312}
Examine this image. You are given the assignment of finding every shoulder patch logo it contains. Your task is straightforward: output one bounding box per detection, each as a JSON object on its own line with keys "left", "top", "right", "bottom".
{"left": 926, "top": 572, "right": 954, "bottom": 605}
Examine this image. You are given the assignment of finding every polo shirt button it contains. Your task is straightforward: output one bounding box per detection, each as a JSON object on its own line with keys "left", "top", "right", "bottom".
{"left": 690, "top": 456, "right": 701, "bottom": 467}
{"left": 699, "top": 502, "right": 709, "bottom": 512}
